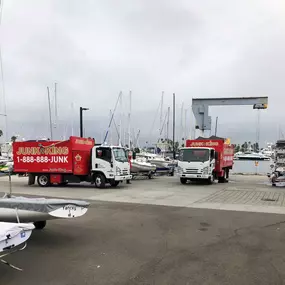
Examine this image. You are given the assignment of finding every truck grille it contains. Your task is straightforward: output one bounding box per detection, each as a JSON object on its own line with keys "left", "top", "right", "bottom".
{"left": 122, "top": 169, "right": 129, "bottom": 175}
{"left": 185, "top": 168, "right": 199, "bottom": 174}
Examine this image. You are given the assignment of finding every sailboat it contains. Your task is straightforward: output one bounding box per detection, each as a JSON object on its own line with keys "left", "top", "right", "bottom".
{"left": 0, "top": 195, "right": 90, "bottom": 229}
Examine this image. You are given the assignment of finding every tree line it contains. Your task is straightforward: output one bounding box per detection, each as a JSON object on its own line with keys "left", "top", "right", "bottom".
{"left": 233, "top": 141, "right": 260, "bottom": 153}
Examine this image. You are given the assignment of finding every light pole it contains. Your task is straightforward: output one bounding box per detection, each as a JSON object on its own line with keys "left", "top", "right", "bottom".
{"left": 80, "top": 107, "right": 89, "bottom": 137}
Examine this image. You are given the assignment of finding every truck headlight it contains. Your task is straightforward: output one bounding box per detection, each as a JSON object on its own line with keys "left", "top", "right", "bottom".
{"left": 202, "top": 167, "right": 209, "bottom": 174}
{"left": 177, "top": 166, "right": 182, "bottom": 173}
{"left": 116, "top": 166, "right": 121, "bottom": 175}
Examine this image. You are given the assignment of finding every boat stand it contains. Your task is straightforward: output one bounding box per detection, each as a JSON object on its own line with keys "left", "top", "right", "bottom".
{"left": 0, "top": 242, "right": 27, "bottom": 271}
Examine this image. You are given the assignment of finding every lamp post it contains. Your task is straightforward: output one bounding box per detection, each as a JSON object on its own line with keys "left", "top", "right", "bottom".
{"left": 80, "top": 107, "right": 89, "bottom": 137}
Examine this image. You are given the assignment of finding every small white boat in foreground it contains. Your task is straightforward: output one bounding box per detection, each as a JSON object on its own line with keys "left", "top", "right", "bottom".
{"left": 0, "top": 222, "right": 34, "bottom": 252}
{"left": 0, "top": 196, "right": 90, "bottom": 229}
{"left": 0, "top": 222, "right": 34, "bottom": 270}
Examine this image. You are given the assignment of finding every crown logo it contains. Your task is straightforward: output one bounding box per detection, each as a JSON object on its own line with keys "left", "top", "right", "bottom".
{"left": 75, "top": 154, "right": 82, "bottom": 162}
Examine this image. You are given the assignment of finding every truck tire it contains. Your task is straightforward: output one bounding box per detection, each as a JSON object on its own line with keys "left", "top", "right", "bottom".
{"left": 34, "top": 221, "right": 47, "bottom": 230}
{"left": 37, "top": 174, "right": 50, "bottom": 187}
{"left": 207, "top": 175, "right": 215, "bottom": 184}
{"left": 94, "top": 173, "right": 106, "bottom": 188}
{"left": 180, "top": 178, "right": 187, "bottom": 184}
{"left": 218, "top": 171, "right": 226, "bottom": 183}
{"left": 218, "top": 176, "right": 225, "bottom": 183}
{"left": 110, "top": 180, "right": 119, "bottom": 187}
{"left": 28, "top": 174, "right": 35, "bottom": 185}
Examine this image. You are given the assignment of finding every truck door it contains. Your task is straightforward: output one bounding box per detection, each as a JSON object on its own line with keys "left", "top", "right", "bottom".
{"left": 72, "top": 151, "right": 91, "bottom": 175}
{"left": 93, "top": 147, "right": 112, "bottom": 171}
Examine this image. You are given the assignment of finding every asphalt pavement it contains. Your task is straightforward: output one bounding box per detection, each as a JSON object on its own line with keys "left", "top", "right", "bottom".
{"left": 1, "top": 201, "right": 285, "bottom": 285}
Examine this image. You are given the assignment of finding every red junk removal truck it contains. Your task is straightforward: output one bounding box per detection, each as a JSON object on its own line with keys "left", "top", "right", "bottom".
{"left": 13, "top": 136, "right": 132, "bottom": 187}
{"left": 177, "top": 137, "right": 234, "bottom": 184}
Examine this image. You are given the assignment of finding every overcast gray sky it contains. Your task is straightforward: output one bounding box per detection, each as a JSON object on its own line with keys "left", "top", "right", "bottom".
{"left": 0, "top": 0, "right": 284, "bottom": 146}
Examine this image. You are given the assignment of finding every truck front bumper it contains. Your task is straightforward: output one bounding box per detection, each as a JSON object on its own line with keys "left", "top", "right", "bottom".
{"left": 114, "top": 175, "right": 132, "bottom": 181}
{"left": 179, "top": 173, "right": 209, "bottom": 179}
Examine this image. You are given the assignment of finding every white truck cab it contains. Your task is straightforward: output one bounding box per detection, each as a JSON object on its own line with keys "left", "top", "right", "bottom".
{"left": 177, "top": 147, "right": 216, "bottom": 184}
{"left": 92, "top": 145, "right": 132, "bottom": 188}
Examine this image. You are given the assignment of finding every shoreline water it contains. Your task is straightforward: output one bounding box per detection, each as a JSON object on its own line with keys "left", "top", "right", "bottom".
{"left": 232, "top": 160, "right": 271, "bottom": 175}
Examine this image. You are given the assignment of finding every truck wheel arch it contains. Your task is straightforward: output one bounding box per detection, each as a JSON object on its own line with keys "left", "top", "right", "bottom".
{"left": 92, "top": 171, "right": 106, "bottom": 181}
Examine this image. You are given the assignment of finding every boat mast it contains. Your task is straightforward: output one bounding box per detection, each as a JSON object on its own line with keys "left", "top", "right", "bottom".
{"left": 214, "top": 116, "right": 218, "bottom": 136}
{"left": 47, "top": 87, "right": 53, "bottom": 140}
{"left": 120, "top": 92, "right": 122, "bottom": 146}
{"left": 166, "top": 106, "right": 170, "bottom": 141}
{"left": 0, "top": 0, "right": 7, "bottom": 142}
{"left": 180, "top": 102, "right": 184, "bottom": 144}
{"left": 54, "top": 82, "right": 58, "bottom": 139}
{"left": 173, "top": 93, "right": 176, "bottom": 159}
{"left": 109, "top": 109, "right": 112, "bottom": 145}
{"left": 184, "top": 108, "right": 187, "bottom": 142}
{"left": 103, "top": 91, "right": 121, "bottom": 144}
{"left": 159, "top": 91, "right": 164, "bottom": 141}
{"left": 71, "top": 102, "right": 74, "bottom": 136}
{"left": 128, "top": 90, "right": 131, "bottom": 148}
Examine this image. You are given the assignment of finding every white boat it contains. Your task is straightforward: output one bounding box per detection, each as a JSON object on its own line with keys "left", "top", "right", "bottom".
{"left": 261, "top": 144, "right": 274, "bottom": 158}
{"left": 131, "top": 158, "right": 156, "bottom": 173}
{"left": 0, "top": 196, "right": 89, "bottom": 229}
{"left": 0, "top": 222, "right": 34, "bottom": 270}
{"left": 136, "top": 152, "right": 172, "bottom": 170}
{"left": 0, "top": 222, "right": 34, "bottom": 253}
{"left": 234, "top": 151, "right": 270, "bottom": 161}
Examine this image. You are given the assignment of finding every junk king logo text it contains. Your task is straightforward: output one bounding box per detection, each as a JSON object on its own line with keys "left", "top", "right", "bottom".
{"left": 16, "top": 146, "right": 69, "bottom": 156}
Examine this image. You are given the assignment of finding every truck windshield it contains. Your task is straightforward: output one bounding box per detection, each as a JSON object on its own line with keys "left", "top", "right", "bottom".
{"left": 113, "top": 148, "right": 128, "bottom": 162}
{"left": 180, "top": 149, "right": 209, "bottom": 162}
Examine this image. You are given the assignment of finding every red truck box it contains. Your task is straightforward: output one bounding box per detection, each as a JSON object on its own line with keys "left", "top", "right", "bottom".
{"left": 13, "top": 136, "right": 95, "bottom": 175}
{"left": 185, "top": 139, "right": 234, "bottom": 173}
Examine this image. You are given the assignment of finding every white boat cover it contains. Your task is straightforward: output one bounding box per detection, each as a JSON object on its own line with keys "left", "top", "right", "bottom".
{"left": 0, "top": 222, "right": 34, "bottom": 243}
{"left": 0, "top": 197, "right": 90, "bottom": 213}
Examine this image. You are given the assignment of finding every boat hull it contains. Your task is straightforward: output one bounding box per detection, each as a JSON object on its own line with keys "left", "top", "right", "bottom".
{"left": 131, "top": 161, "right": 156, "bottom": 173}
{"left": 236, "top": 157, "right": 270, "bottom": 161}
{"left": 0, "top": 197, "right": 89, "bottom": 223}
{"left": 0, "top": 222, "right": 34, "bottom": 252}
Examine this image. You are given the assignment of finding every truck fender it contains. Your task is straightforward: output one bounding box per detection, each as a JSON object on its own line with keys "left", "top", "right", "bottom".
{"left": 91, "top": 171, "right": 106, "bottom": 181}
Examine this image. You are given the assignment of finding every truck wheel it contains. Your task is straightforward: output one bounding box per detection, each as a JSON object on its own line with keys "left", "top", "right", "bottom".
{"left": 28, "top": 174, "right": 35, "bottom": 185}
{"left": 110, "top": 180, "right": 119, "bottom": 187}
{"left": 148, "top": 172, "right": 153, "bottom": 179}
{"left": 180, "top": 178, "right": 187, "bottom": 184}
{"left": 37, "top": 174, "right": 50, "bottom": 187}
{"left": 208, "top": 175, "right": 215, "bottom": 184}
{"left": 34, "top": 221, "right": 46, "bottom": 230}
{"left": 94, "top": 174, "right": 106, "bottom": 188}
{"left": 218, "top": 177, "right": 225, "bottom": 183}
